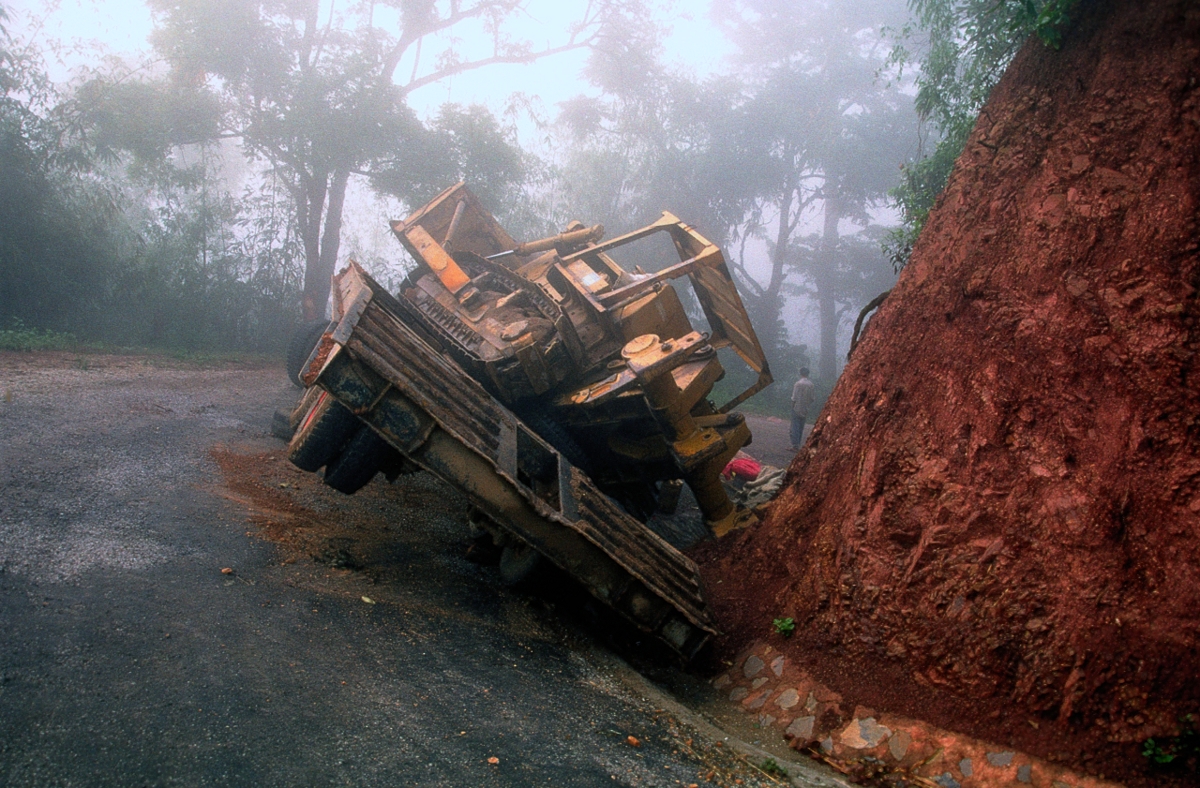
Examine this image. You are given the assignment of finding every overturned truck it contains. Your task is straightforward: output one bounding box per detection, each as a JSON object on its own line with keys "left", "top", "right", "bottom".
{"left": 288, "top": 184, "right": 772, "bottom": 659}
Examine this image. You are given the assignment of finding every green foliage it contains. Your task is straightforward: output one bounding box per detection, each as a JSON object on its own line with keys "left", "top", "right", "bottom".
{"left": 1033, "top": 0, "right": 1079, "bottom": 49}
{"left": 1142, "top": 714, "right": 1198, "bottom": 767}
{"left": 0, "top": 26, "right": 127, "bottom": 339}
{"left": 759, "top": 757, "right": 788, "bottom": 777}
{"left": 882, "top": 123, "right": 964, "bottom": 271}
{"left": 886, "top": 0, "right": 1079, "bottom": 269}
{"left": 71, "top": 78, "right": 221, "bottom": 165}
{"left": 146, "top": 0, "right": 610, "bottom": 319}
{"left": 0, "top": 13, "right": 301, "bottom": 352}
{"left": 0, "top": 319, "right": 75, "bottom": 351}
{"left": 370, "top": 103, "right": 534, "bottom": 232}
{"left": 772, "top": 617, "right": 795, "bottom": 637}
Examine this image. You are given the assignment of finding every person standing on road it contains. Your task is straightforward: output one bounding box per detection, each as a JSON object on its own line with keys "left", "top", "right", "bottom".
{"left": 791, "top": 368, "right": 815, "bottom": 450}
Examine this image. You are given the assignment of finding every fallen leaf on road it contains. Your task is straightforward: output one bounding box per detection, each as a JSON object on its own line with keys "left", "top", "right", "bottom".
{"left": 362, "top": 596, "right": 375, "bottom": 604}
{"left": 627, "top": 735, "right": 641, "bottom": 747}
{"left": 221, "top": 568, "right": 233, "bottom": 575}
{"left": 279, "top": 482, "right": 290, "bottom": 488}
{"left": 487, "top": 757, "right": 499, "bottom": 765}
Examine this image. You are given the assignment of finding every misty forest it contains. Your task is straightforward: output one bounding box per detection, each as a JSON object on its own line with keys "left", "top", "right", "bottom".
{"left": 0, "top": 0, "right": 1045, "bottom": 412}
{"left": 3, "top": 2, "right": 1199, "bottom": 787}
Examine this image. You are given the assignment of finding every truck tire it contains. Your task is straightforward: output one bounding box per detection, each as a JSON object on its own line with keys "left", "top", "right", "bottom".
{"left": 287, "top": 320, "right": 333, "bottom": 387}
{"left": 498, "top": 541, "right": 542, "bottom": 587}
{"left": 323, "top": 424, "right": 394, "bottom": 494}
{"left": 288, "top": 391, "right": 358, "bottom": 472}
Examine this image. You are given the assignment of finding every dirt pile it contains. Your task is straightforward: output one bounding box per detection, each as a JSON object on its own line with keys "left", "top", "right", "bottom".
{"left": 696, "top": 1, "right": 1200, "bottom": 784}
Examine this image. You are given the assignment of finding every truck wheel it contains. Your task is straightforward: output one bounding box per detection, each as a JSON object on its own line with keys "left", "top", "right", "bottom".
{"left": 323, "top": 424, "right": 394, "bottom": 494}
{"left": 288, "top": 391, "right": 358, "bottom": 472}
{"left": 286, "top": 320, "right": 332, "bottom": 387}
{"left": 498, "top": 542, "right": 542, "bottom": 587}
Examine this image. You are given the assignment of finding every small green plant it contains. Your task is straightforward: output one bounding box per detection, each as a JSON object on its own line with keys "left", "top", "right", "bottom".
{"left": 1033, "top": 0, "right": 1079, "bottom": 49}
{"left": 759, "top": 757, "right": 788, "bottom": 777}
{"left": 1142, "top": 714, "right": 1198, "bottom": 766}
{"left": 0, "top": 319, "right": 76, "bottom": 352}
{"left": 772, "top": 617, "right": 795, "bottom": 637}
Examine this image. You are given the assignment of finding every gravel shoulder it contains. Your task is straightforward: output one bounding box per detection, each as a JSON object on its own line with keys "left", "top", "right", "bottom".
{"left": 0, "top": 351, "right": 842, "bottom": 788}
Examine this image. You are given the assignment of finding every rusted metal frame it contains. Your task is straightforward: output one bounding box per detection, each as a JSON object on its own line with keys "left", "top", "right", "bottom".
{"left": 354, "top": 302, "right": 508, "bottom": 441}
{"left": 574, "top": 235, "right": 773, "bottom": 415}
{"left": 719, "top": 373, "right": 775, "bottom": 414}
{"left": 345, "top": 267, "right": 707, "bottom": 597}
{"left": 545, "top": 263, "right": 625, "bottom": 360}
{"left": 569, "top": 227, "right": 720, "bottom": 313}
{"left": 299, "top": 332, "right": 339, "bottom": 389}
{"left": 692, "top": 274, "right": 753, "bottom": 333}
{"left": 687, "top": 262, "right": 766, "bottom": 364}
{"left": 559, "top": 212, "right": 684, "bottom": 262}
{"left": 567, "top": 468, "right": 703, "bottom": 588}
{"left": 596, "top": 255, "right": 712, "bottom": 312}
{"left": 321, "top": 342, "right": 713, "bottom": 641}
{"left": 404, "top": 225, "right": 472, "bottom": 294}
{"left": 368, "top": 364, "right": 709, "bottom": 633}
{"left": 359, "top": 305, "right": 492, "bottom": 412}
{"left": 324, "top": 265, "right": 716, "bottom": 638}
{"left": 565, "top": 474, "right": 709, "bottom": 620}
{"left": 390, "top": 182, "right": 519, "bottom": 261}
{"left": 550, "top": 261, "right": 612, "bottom": 315}
{"left": 352, "top": 311, "right": 502, "bottom": 456}
{"left": 349, "top": 335, "right": 497, "bottom": 459}
{"left": 297, "top": 267, "right": 373, "bottom": 387}
{"left": 683, "top": 264, "right": 774, "bottom": 413}
{"left": 357, "top": 334, "right": 502, "bottom": 460}
{"left": 565, "top": 518, "right": 706, "bottom": 624}
{"left": 575, "top": 517, "right": 706, "bottom": 602}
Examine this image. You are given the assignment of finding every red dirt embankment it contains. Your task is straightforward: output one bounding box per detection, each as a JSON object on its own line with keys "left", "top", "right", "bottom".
{"left": 696, "top": 1, "right": 1200, "bottom": 784}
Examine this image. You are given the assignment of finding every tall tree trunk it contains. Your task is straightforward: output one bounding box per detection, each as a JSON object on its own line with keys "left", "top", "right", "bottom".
{"left": 758, "top": 181, "right": 795, "bottom": 353}
{"left": 816, "top": 194, "right": 841, "bottom": 384}
{"left": 300, "top": 171, "right": 329, "bottom": 321}
{"left": 305, "top": 168, "right": 350, "bottom": 321}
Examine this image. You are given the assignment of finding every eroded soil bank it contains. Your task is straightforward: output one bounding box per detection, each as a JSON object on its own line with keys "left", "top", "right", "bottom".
{"left": 695, "top": 2, "right": 1200, "bottom": 786}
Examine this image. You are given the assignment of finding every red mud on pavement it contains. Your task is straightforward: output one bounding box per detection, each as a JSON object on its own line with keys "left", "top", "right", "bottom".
{"left": 695, "top": 2, "right": 1200, "bottom": 787}
{"left": 209, "top": 446, "right": 448, "bottom": 574}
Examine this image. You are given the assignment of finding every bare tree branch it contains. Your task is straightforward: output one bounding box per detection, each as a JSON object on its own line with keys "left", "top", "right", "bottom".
{"left": 397, "top": 35, "right": 596, "bottom": 97}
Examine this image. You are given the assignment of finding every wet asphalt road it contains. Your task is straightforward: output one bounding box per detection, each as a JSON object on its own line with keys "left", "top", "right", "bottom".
{"left": 0, "top": 353, "right": 842, "bottom": 788}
